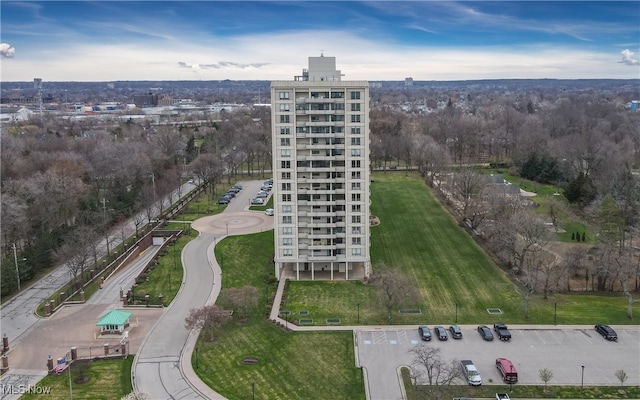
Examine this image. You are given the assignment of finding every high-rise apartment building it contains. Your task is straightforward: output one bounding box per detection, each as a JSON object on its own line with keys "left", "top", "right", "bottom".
{"left": 271, "top": 55, "right": 371, "bottom": 281}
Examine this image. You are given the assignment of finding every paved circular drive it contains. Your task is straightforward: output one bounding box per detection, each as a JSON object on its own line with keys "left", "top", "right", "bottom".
{"left": 191, "top": 211, "right": 274, "bottom": 235}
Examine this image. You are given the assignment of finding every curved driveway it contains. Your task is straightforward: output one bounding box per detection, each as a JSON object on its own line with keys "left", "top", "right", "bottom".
{"left": 133, "top": 180, "right": 273, "bottom": 399}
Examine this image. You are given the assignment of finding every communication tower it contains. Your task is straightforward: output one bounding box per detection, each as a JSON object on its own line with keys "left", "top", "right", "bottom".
{"left": 34, "top": 78, "right": 43, "bottom": 120}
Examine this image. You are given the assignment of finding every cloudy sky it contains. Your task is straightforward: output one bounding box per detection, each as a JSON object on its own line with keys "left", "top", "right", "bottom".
{"left": 1, "top": 1, "right": 639, "bottom": 82}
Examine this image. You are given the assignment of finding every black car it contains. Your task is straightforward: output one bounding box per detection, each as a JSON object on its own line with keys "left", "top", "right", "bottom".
{"left": 217, "top": 197, "right": 230, "bottom": 205}
{"left": 434, "top": 326, "right": 448, "bottom": 341}
{"left": 418, "top": 326, "right": 432, "bottom": 341}
{"left": 225, "top": 191, "right": 236, "bottom": 198}
{"left": 449, "top": 324, "right": 463, "bottom": 339}
{"left": 477, "top": 325, "right": 494, "bottom": 341}
{"left": 595, "top": 324, "right": 618, "bottom": 341}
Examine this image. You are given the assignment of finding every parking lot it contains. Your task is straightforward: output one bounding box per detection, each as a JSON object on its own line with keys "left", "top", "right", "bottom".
{"left": 356, "top": 325, "right": 640, "bottom": 400}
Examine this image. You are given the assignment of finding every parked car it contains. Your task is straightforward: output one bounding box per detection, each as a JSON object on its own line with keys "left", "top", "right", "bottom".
{"left": 217, "top": 197, "right": 230, "bottom": 205}
{"left": 225, "top": 191, "right": 236, "bottom": 198}
{"left": 256, "top": 191, "right": 268, "bottom": 198}
{"left": 188, "top": 179, "right": 194, "bottom": 184}
{"left": 493, "top": 323, "right": 512, "bottom": 341}
{"left": 261, "top": 185, "right": 272, "bottom": 191}
{"left": 434, "top": 326, "right": 448, "bottom": 341}
{"left": 477, "top": 325, "right": 494, "bottom": 341}
{"left": 595, "top": 324, "right": 618, "bottom": 341}
{"left": 232, "top": 184, "right": 243, "bottom": 190}
{"left": 418, "top": 326, "right": 432, "bottom": 341}
{"left": 265, "top": 208, "right": 274, "bottom": 216}
{"left": 449, "top": 324, "right": 463, "bottom": 339}
{"left": 251, "top": 198, "right": 264, "bottom": 205}
{"left": 228, "top": 187, "right": 241, "bottom": 193}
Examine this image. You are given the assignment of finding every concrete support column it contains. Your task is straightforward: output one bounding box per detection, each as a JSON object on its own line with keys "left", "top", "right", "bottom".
{"left": 103, "top": 343, "right": 109, "bottom": 355}
{"left": 50, "top": 299, "right": 56, "bottom": 311}
{"left": 80, "top": 290, "right": 85, "bottom": 302}
{"left": 70, "top": 347, "right": 77, "bottom": 360}
{"left": 59, "top": 292, "right": 65, "bottom": 303}
{"left": 158, "top": 294, "right": 164, "bottom": 306}
{"left": 46, "top": 355, "right": 53, "bottom": 372}
{"left": 145, "top": 294, "right": 150, "bottom": 307}
{"left": 45, "top": 302, "right": 51, "bottom": 317}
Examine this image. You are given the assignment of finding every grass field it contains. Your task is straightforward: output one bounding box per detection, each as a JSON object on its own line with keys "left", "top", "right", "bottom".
{"left": 285, "top": 172, "right": 637, "bottom": 325}
{"left": 193, "top": 231, "right": 364, "bottom": 400}
{"left": 21, "top": 356, "right": 133, "bottom": 400}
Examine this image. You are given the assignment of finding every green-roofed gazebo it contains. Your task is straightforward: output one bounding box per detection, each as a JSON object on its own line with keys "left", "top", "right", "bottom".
{"left": 96, "top": 309, "right": 132, "bottom": 333}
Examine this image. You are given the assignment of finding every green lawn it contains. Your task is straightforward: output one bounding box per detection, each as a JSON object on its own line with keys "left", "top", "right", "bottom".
{"left": 21, "top": 356, "right": 133, "bottom": 400}
{"left": 194, "top": 230, "right": 364, "bottom": 400}
{"left": 194, "top": 322, "right": 363, "bottom": 400}
{"left": 285, "top": 172, "right": 637, "bottom": 325}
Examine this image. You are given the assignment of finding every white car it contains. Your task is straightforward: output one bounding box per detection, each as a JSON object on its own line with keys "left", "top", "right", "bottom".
{"left": 251, "top": 198, "right": 264, "bottom": 205}
{"left": 265, "top": 208, "right": 274, "bottom": 216}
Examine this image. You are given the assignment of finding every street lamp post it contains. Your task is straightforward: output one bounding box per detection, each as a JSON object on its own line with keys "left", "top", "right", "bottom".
{"left": 510, "top": 366, "right": 513, "bottom": 392}
{"left": 226, "top": 222, "right": 229, "bottom": 236}
{"left": 581, "top": 365, "right": 585, "bottom": 391}
{"left": 357, "top": 303, "right": 360, "bottom": 324}
{"left": 12, "top": 243, "right": 20, "bottom": 291}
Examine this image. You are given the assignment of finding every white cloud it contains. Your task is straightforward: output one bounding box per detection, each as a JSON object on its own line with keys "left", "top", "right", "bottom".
{"left": 2, "top": 30, "right": 638, "bottom": 81}
{"left": 1, "top": 43, "right": 16, "bottom": 58}
{"left": 620, "top": 49, "right": 639, "bottom": 66}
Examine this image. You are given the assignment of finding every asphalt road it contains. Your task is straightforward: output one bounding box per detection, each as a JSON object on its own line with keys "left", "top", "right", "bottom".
{"left": 356, "top": 325, "right": 640, "bottom": 400}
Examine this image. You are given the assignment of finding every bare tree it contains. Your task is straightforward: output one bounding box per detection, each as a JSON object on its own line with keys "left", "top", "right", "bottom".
{"left": 121, "top": 392, "right": 151, "bottom": 400}
{"left": 409, "top": 344, "right": 462, "bottom": 399}
{"left": 615, "top": 369, "right": 628, "bottom": 387}
{"left": 413, "top": 134, "right": 451, "bottom": 188}
{"left": 370, "top": 265, "right": 419, "bottom": 323}
{"left": 184, "top": 304, "right": 232, "bottom": 342}
{"left": 219, "top": 286, "right": 260, "bottom": 320}
{"left": 616, "top": 250, "right": 640, "bottom": 319}
{"left": 539, "top": 368, "right": 553, "bottom": 386}
{"left": 448, "top": 167, "right": 485, "bottom": 222}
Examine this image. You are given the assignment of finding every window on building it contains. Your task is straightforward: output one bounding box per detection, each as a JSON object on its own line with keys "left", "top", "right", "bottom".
{"left": 351, "top": 171, "right": 361, "bottom": 179}
{"left": 352, "top": 215, "right": 361, "bottom": 223}
{"left": 352, "top": 182, "right": 361, "bottom": 190}
{"left": 351, "top": 160, "right": 361, "bottom": 168}
{"left": 351, "top": 127, "right": 361, "bottom": 134}
{"left": 350, "top": 91, "right": 361, "bottom": 100}
{"left": 279, "top": 115, "right": 290, "bottom": 123}
{"left": 352, "top": 193, "right": 361, "bottom": 201}
{"left": 280, "top": 127, "right": 290, "bottom": 135}
{"left": 283, "top": 238, "right": 293, "bottom": 246}
{"left": 351, "top": 149, "right": 361, "bottom": 156}
{"left": 351, "top": 103, "right": 361, "bottom": 111}
{"left": 352, "top": 226, "right": 361, "bottom": 234}
{"left": 283, "top": 249, "right": 293, "bottom": 257}
{"left": 279, "top": 103, "right": 290, "bottom": 111}
{"left": 352, "top": 205, "right": 361, "bottom": 212}
{"left": 281, "top": 182, "right": 291, "bottom": 191}
{"left": 351, "top": 138, "right": 361, "bottom": 145}
{"left": 282, "top": 227, "right": 292, "bottom": 235}
{"left": 281, "top": 172, "right": 291, "bottom": 180}
{"left": 350, "top": 115, "right": 361, "bottom": 123}
{"left": 283, "top": 216, "right": 292, "bottom": 224}
{"left": 282, "top": 194, "right": 291, "bottom": 202}
{"left": 281, "top": 138, "right": 290, "bottom": 146}
{"left": 282, "top": 205, "right": 292, "bottom": 213}
{"left": 281, "top": 149, "right": 291, "bottom": 157}
{"left": 279, "top": 92, "right": 290, "bottom": 100}
{"left": 352, "top": 237, "right": 361, "bottom": 245}
{"left": 281, "top": 161, "right": 291, "bottom": 168}
{"left": 330, "top": 91, "right": 344, "bottom": 99}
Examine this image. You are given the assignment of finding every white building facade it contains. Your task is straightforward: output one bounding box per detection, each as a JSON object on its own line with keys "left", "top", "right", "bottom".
{"left": 271, "top": 56, "right": 371, "bottom": 281}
